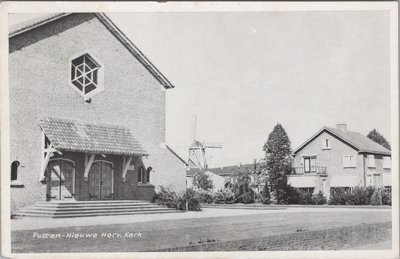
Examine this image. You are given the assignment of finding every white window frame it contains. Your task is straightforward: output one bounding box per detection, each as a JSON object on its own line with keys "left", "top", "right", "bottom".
{"left": 383, "top": 156, "right": 391, "bottom": 169}
{"left": 366, "top": 175, "right": 373, "bottom": 186}
{"left": 68, "top": 52, "right": 105, "bottom": 101}
{"left": 367, "top": 154, "right": 375, "bottom": 168}
{"left": 372, "top": 174, "right": 382, "bottom": 187}
{"left": 343, "top": 155, "right": 356, "bottom": 168}
{"left": 322, "top": 138, "right": 331, "bottom": 150}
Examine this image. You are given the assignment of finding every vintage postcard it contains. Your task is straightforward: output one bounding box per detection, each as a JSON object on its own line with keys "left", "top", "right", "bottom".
{"left": 0, "top": 1, "right": 398, "bottom": 258}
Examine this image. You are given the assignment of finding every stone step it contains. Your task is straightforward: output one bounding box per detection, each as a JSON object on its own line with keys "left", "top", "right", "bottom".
{"left": 19, "top": 207, "right": 176, "bottom": 215}
{"left": 30, "top": 202, "right": 154, "bottom": 209}
{"left": 17, "top": 209, "right": 183, "bottom": 218}
{"left": 15, "top": 200, "right": 182, "bottom": 218}
{"left": 19, "top": 204, "right": 161, "bottom": 212}
{"left": 35, "top": 200, "right": 150, "bottom": 205}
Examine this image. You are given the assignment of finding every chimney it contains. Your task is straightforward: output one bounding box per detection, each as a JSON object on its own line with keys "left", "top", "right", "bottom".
{"left": 336, "top": 123, "right": 347, "bottom": 132}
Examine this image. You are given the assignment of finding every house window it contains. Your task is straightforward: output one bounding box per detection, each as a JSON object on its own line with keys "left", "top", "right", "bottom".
{"left": 11, "top": 161, "right": 19, "bottom": 181}
{"left": 303, "top": 156, "right": 317, "bottom": 173}
{"left": 322, "top": 138, "right": 331, "bottom": 149}
{"left": 10, "top": 161, "right": 23, "bottom": 187}
{"left": 138, "top": 166, "right": 144, "bottom": 183}
{"left": 70, "top": 53, "right": 103, "bottom": 100}
{"left": 146, "top": 167, "right": 152, "bottom": 183}
{"left": 367, "top": 155, "right": 375, "bottom": 168}
{"left": 367, "top": 174, "right": 382, "bottom": 187}
{"left": 298, "top": 187, "right": 314, "bottom": 194}
{"left": 373, "top": 174, "right": 382, "bottom": 187}
{"left": 343, "top": 155, "right": 356, "bottom": 168}
{"left": 383, "top": 156, "right": 391, "bottom": 169}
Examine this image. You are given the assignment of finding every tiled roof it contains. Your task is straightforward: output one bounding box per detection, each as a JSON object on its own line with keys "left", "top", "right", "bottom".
{"left": 187, "top": 164, "right": 255, "bottom": 177}
{"left": 39, "top": 117, "right": 148, "bottom": 156}
{"left": 325, "top": 127, "right": 391, "bottom": 155}
{"left": 294, "top": 126, "right": 391, "bottom": 156}
{"left": 9, "top": 13, "right": 69, "bottom": 37}
{"left": 9, "top": 13, "right": 174, "bottom": 89}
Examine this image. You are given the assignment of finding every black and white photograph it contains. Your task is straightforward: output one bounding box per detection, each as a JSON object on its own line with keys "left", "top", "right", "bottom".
{"left": 0, "top": 2, "right": 398, "bottom": 258}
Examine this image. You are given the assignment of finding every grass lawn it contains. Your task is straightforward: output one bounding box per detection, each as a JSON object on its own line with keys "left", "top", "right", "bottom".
{"left": 11, "top": 209, "right": 391, "bottom": 253}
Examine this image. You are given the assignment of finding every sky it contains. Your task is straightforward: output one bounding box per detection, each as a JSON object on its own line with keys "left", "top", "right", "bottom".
{"left": 10, "top": 11, "right": 392, "bottom": 167}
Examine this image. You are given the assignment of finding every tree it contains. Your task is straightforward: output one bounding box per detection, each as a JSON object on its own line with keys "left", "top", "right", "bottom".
{"left": 228, "top": 171, "right": 255, "bottom": 204}
{"left": 192, "top": 171, "right": 213, "bottom": 191}
{"left": 263, "top": 123, "right": 293, "bottom": 204}
{"left": 261, "top": 181, "right": 271, "bottom": 204}
{"left": 367, "top": 129, "right": 391, "bottom": 150}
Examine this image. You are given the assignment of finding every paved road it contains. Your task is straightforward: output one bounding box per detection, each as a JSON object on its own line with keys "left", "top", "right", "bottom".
{"left": 11, "top": 208, "right": 391, "bottom": 253}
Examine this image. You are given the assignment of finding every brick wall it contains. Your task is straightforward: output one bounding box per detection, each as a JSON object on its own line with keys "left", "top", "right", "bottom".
{"left": 9, "top": 13, "right": 185, "bottom": 212}
{"left": 156, "top": 222, "right": 392, "bottom": 251}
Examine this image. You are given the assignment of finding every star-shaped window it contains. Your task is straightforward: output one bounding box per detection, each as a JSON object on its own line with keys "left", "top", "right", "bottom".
{"left": 70, "top": 54, "right": 103, "bottom": 100}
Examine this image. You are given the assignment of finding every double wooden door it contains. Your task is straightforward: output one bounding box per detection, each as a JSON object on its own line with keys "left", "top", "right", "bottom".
{"left": 88, "top": 161, "right": 114, "bottom": 200}
{"left": 46, "top": 159, "right": 75, "bottom": 201}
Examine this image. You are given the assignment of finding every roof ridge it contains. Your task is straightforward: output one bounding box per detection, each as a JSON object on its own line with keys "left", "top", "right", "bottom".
{"left": 294, "top": 126, "right": 391, "bottom": 155}
{"left": 41, "top": 116, "right": 130, "bottom": 130}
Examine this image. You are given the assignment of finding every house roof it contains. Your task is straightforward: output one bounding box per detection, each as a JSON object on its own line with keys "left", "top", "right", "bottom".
{"left": 186, "top": 164, "right": 255, "bottom": 177}
{"left": 293, "top": 126, "right": 391, "bottom": 156}
{"left": 39, "top": 117, "right": 148, "bottom": 156}
{"left": 165, "top": 144, "right": 189, "bottom": 166}
{"left": 9, "top": 13, "right": 174, "bottom": 89}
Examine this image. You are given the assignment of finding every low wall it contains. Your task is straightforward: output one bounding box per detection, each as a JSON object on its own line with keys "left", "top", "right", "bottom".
{"left": 154, "top": 222, "right": 391, "bottom": 251}
{"left": 201, "top": 203, "right": 391, "bottom": 210}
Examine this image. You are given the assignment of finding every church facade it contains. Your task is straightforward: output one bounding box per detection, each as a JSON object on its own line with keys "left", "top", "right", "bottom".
{"left": 9, "top": 13, "right": 186, "bottom": 213}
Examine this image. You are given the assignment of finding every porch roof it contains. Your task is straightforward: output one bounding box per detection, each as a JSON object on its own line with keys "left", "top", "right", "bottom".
{"left": 39, "top": 117, "right": 149, "bottom": 156}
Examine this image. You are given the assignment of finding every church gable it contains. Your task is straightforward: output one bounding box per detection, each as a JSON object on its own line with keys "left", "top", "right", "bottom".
{"left": 9, "top": 12, "right": 174, "bottom": 99}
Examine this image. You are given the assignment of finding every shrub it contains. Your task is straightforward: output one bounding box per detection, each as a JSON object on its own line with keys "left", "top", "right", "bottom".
{"left": 286, "top": 186, "right": 300, "bottom": 204}
{"left": 380, "top": 188, "right": 391, "bottom": 205}
{"left": 154, "top": 186, "right": 201, "bottom": 211}
{"left": 229, "top": 172, "right": 255, "bottom": 204}
{"left": 347, "top": 187, "right": 364, "bottom": 205}
{"left": 329, "top": 186, "right": 385, "bottom": 206}
{"left": 238, "top": 191, "right": 255, "bottom": 204}
{"left": 364, "top": 186, "right": 376, "bottom": 204}
{"left": 197, "top": 189, "right": 214, "bottom": 204}
{"left": 298, "top": 191, "right": 313, "bottom": 205}
{"left": 154, "top": 186, "right": 180, "bottom": 208}
{"left": 311, "top": 191, "right": 327, "bottom": 205}
{"left": 370, "top": 189, "right": 383, "bottom": 206}
{"left": 180, "top": 188, "right": 201, "bottom": 211}
{"left": 192, "top": 171, "right": 214, "bottom": 191}
{"left": 261, "top": 182, "right": 271, "bottom": 204}
{"left": 213, "top": 189, "right": 236, "bottom": 204}
{"left": 329, "top": 187, "right": 347, "bottom": 205}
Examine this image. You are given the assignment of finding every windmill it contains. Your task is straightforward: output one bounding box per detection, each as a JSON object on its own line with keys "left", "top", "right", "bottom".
{"left": 188, "top": 115, "right": 222, "bottom": 170}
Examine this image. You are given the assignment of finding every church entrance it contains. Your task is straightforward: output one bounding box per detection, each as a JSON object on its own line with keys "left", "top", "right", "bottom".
{"left": 46, "top": 159, "right": 75, "bottom": 201}
{"left": 88, "top": 160, "right": 114, "bottom": 200}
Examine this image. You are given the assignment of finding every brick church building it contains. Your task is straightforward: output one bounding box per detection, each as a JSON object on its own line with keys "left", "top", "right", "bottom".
{"left": 9, "top": 13, "right": 186, "bottom": 214}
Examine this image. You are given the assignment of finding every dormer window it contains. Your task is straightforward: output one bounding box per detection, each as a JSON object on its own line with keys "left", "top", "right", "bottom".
{"left": 69, "top": 53, "right": 104, "bottom": 100}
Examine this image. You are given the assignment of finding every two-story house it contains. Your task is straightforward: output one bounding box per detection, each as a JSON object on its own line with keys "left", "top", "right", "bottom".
{"left": 8, "top": 13, "right": 186, "bottom": 214}
{"left": 288, "top": 124, "right": 391, "bottom": 198}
